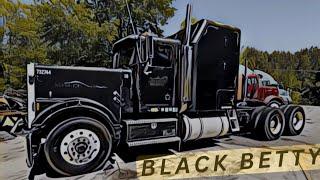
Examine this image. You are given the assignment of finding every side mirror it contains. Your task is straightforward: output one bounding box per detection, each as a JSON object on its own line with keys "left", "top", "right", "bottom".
{"left": 146, "top": 36, "right": 154, "bottom": 60}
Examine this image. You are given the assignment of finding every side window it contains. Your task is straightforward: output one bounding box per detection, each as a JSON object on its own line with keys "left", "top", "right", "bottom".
{"left": 151, "top": 43, "right": 174, "bottom": 68}
{"left": 252, "top": 78, "right": 256, "bottom": 85}
{"left": 254, "top": 78, "right": 259, "bottom": 86}
{"left": 116, "top": 47, "right": 135, "bottom": 68}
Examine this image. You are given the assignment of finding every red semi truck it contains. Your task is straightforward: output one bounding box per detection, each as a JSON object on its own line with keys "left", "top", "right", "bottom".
{"left": 238, "top": 65, "right": 286, "bottom": 108}
{"left": 246, "top": 73, "right": 284, "bottom": 108}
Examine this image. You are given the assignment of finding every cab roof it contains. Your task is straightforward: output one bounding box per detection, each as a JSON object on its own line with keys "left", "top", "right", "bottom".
{"left": 168, "top": 19, "right": 241, "bottom": 44}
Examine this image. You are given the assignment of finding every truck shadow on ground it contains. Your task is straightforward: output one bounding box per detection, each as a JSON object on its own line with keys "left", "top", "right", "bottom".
{"left": 117, "top": 138, "right": 221, "bottom": 163}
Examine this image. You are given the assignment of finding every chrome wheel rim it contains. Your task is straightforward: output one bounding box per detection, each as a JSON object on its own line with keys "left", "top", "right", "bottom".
{"left": 270, "top": 103, "right": 280, "bottom": 108}
{"left": 293, "top": 111, "right": 304, "bottom": 131}
{"left": 60, "top": 129, "right": 100, "bottom": 165}
{"left": 270, "top": 114, "right": 282, "bottom": 134}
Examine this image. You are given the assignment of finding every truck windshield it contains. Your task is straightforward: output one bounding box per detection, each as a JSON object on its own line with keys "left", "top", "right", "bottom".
{"left": 262, "top": 80, "right": 270, "bottom": 86}
{"left": 280, "top": 90, "right": 288, "bottom": 96}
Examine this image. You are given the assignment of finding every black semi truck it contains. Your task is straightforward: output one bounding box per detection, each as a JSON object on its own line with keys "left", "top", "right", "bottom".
{"left": 25, "top": 4, "right": 305, "bottom": 177}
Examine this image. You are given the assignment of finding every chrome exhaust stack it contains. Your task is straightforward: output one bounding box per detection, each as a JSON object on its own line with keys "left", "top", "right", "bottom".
{"left": 180, "top": 4, "right": 193, "bottom": 113}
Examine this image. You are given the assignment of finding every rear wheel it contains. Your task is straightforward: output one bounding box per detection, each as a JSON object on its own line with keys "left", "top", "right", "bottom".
{"left": 44, "top": 117, "right": 112, "bottom": 176}
{"left": 282, "top": 105, "right": 305, "bottom": 136}
{"left": 246, "top": 106, "right": 267, "bottom": 131}
{"left": 254, "top": 108, "right": 285, "bottom": 140}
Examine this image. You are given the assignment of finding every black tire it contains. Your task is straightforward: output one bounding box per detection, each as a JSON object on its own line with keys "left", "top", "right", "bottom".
{"left": 267, "top": 100, "right": 283, "bottom": 108}
{"left": 44, "top": 117, "right": 112, "bottom": 176}
{"left": 254, "top": 107, "right": 285, "bottom": 140}
{"left": 247, "top": 106, "right": 267, "bottom": 130}
{"left": 282, "top": 105, "right": 305, "bottom": 136}
{"left": 280, "top": 104, "right": 293, "bottom": 112}
{"left": 251, "top": 106, "right": 267, "bottom": 122}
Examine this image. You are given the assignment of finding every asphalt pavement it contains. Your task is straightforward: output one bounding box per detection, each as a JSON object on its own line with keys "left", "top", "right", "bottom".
{"left": 0, "top": 106, "right": 319, "bottom": 180}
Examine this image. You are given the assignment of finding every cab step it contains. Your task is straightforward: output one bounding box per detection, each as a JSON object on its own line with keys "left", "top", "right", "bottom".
{"left": 127, "top": 137, "right": 181, "bottom": 147}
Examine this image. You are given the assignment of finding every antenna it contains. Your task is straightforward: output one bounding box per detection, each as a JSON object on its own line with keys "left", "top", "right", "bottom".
{"left": 125, "top": 0, "right": 137, "bottom": 34}
{"left": 124, "top": 0, "right": 143, "bottom": 64}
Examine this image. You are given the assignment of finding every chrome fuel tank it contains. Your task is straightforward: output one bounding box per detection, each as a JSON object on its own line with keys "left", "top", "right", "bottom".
{"left": 182, "top": 115, "right": 229, "bottom": 141}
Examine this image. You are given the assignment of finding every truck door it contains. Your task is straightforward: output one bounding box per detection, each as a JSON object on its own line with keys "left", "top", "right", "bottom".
{"left": 247, "top": 75, "right": 259, "bottom": 99}
{"left": 139, "top": 43, "right": 176, "bottom": 112}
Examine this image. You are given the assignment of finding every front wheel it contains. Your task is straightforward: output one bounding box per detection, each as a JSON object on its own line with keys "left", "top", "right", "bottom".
{"left": 44, "top": 117, "right": 112, "bottom": 176}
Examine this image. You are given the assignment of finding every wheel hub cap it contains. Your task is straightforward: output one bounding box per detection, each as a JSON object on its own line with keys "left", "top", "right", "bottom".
{"left": 293, "top": 111, "right": 304, "bottom": 131}
{"left": 60, "top": 129, "right": 100, "bottom": 165}
{"left": 75, "top": 142, "right": 88, "bottom": 154}
{"left": 270, "top": 103, "right": 280, "bottom": 108}
{"left": 270, "top": 114, "right": 282, "bottom": 135}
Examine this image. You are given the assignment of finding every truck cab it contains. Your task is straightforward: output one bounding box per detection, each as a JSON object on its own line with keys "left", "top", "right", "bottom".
{"left": 246, "top": 73, "right": 284, "bottom": 108}
{"left": 247, "top": 73, "right": 279, "bottom": 99}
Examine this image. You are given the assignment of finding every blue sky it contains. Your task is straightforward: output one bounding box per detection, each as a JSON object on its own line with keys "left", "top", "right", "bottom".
{"left": 11, "top": 0, "right": 320, "bottom": 52}
{"left": 162, "top": 0, "right": 320, "bottom": 52}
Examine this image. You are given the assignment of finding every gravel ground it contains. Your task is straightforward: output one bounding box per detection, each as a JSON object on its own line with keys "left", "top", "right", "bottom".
{"left": 0, "top": 106, "right": 320, "bottom": 180}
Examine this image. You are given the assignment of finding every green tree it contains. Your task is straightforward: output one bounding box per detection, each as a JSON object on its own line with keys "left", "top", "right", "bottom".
{"left": 0, "top": 0, "right": 176, "bottom": 90}
{"left": 0, "top": 0, "right": 47, "bottom": 89}
{"left": 241, "top": 46, "right": 320, "bottom": 105}
{"left": 180, "top": 16, "right": 198, "bottom": 29}
{"left": 83, "top": 0, "right": 176, "bottom": 38}
{"left": 33, "top": 0, "right": 118, "bottom": 66}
